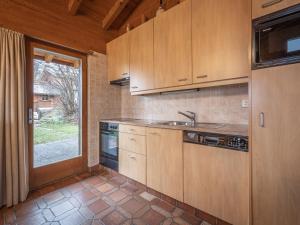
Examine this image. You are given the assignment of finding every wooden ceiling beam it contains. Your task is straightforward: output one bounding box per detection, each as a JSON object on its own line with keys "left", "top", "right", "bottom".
{"left": 68, "top": 0, "right": 83, "bottom": 15}
{"left": 103, "top": 0, "right": 142, "bottom": 30}
{"left": 103, "top": 0, "right": 130, "bottom": 30}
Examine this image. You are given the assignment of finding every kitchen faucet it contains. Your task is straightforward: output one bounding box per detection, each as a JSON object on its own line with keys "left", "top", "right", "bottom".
{"left": 178, "top": 111, "right": 196, "bottom": 127}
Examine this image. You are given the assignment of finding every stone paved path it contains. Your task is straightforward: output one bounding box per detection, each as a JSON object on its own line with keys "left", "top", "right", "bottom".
{"left": 34, "top": 137, "right": 80, "bottom": 167}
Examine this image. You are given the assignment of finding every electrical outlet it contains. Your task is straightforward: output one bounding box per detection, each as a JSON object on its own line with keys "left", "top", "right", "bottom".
{"left": 241, "top": 99, "right": 249, "bottom": 108}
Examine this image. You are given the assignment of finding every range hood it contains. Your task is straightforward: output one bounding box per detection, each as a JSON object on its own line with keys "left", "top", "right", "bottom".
{"left": 110, "top": 76, "right": 130, "bottom": 86}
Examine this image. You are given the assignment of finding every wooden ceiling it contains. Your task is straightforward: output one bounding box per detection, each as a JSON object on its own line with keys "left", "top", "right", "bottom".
{"left": 0, "top": 0, "right": 180, "bottom": 53}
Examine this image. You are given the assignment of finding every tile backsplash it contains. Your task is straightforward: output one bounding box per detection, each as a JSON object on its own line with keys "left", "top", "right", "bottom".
{"left": 121, "top": 84, "right": 248, "bottom": 125}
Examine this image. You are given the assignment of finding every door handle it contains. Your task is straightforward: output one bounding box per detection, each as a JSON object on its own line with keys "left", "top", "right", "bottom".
{"left": 262, "top": 0, "right": 283, "bottom": 8}
{"left": 259, "top": 112, "right": 265, "bottom": 128}
{"left": 28, "top": 108, "right": 33, "bottom": 124}
{"left": 178, "top": 78, "right": 188, "bottom": 82}
{"left": 196, "top": 75, "right": 208, "bottom": 79}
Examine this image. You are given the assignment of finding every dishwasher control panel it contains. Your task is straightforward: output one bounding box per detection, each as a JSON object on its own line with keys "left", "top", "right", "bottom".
{"left": 183, "top": 131, "right": 248, "bottom": 152}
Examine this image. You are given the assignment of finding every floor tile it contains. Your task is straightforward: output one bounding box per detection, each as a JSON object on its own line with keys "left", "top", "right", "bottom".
{"left": 109, "top": 190, "right": 127, "bottom": 202}
{"left": 88, "top": 199, "right": 110, "bottom": 214}
{"left": 85, "top": 177, "right": 105, "bottom": 186}
{"left": 0, "top": 172, "right": 214, "bottom": 225}
{"left": 140, "top": 209, "right": 165, "bottom": 225}
{"left": 60, "top": 211, "right": 86, "bottom": 225}
{"left": 180, "top": 212, "right": 202, "bottom": 225}
{"left": 121, "top": 183, "right": 139, "bottom": 194}
{"left": 139, "top": 192, "right": 157, "bottom": 202}
{"left": 121, "top": 198, "right": 146, "bottom": 215}
{"left": 96, "top": 183, "right": 114, "bottom": 193}
{"left": 102, "top": 210, "right": 126, "bottom": 225}
{"left": 43, "top": 191, "right": 65, "bottom": 205}
{"left": 151, "top": 198, "right": 175, "bottom": 213}
{"left": 75, "top": 190, "right": 96, "bottom": 203}
{"left": 109, "top": 176, "right": 127, "bottom": 186}
{"left": 50, "top": 201, "right": 74, "bottom": 217}
{"left": 16, "top": 212, "right": 46, "bottom": 225}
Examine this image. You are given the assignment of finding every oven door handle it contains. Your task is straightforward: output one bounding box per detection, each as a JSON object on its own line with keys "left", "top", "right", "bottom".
{"left": 101, "top": 131, "right": 117, "bottom": 135}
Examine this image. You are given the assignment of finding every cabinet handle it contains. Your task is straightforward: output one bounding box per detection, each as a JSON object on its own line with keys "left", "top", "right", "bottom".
{"left": 130, "top": 138, "right": 136, "bottom": 141}
{"left": 178, "top": 78, "right": 187, "bottom": 82}
{"left": 28, "top": 108, "right": 33, "bottom": 124}
{"left": 129, "top": 155, "right": 136, "bottom": 160}
{"left": 262, "top": 0, "right": 283, "bottom": 8}
{"left": 131, "top": 86, "right": 138, "bottom": 89}
{"left": 121, "top": 72, "right": 128, "bottom": 76}
{"left": 148, "top": 132, "right": 158, "bottom": 135}
{"left": 130, "top": 129, "right": 135, "bottom": 132}
{"left": 196, "top": 75, "right": 208, "bottom": 79}
{"left": 259, "top": 112, "right": 265, "bottom": 127}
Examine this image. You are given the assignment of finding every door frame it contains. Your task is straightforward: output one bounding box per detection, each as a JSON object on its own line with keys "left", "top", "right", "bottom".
{"left": 25, "top": 38, "right": 88, "bottom": 190}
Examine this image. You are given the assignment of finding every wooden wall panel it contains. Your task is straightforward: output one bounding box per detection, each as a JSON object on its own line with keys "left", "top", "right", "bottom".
{"left": 0, "top": 0, "right": 117, "bottom": 53}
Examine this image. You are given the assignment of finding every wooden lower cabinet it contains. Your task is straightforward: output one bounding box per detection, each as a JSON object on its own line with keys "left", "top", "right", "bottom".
{"left": 183, "top": 143, "right": 250, "bottom": 225}
{"left": 146, "top": 128, "right": 183, "bottom": 201}
{"left": 119, "top": 149, "right": 146, "bottom": 184}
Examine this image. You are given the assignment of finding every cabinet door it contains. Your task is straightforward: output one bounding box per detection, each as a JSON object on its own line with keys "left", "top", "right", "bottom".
{"left": 119, "top": 149, "right": 146, "bottom": 184}
{"left": 119, "top": 149, "right": 129, "bottom": 178}
{"left": 184, "top": 143, "right": 249, "bottom": 225}
{"left": 107, "top": 33, "right": 129, "bottom": 81}
{"left": 146, "top": 128, "right": 162, "bottom": 192}
{"left": 192, "top": 0, "right": 251, "bottom": 83}
{"left": 154, "top": 0, "right": 192, "bottom": 88}
{"left": 129, "top": 19, "right": 154, "bottom": 92}
{"left": 252, "top": 0, "right": 300, "bottom": 19}
{"left": 119, "top": 133, "right": 146, "bottom": 155}
{"left": 252, "top": 64, "right": 300, "bottom": 225}
{"left": 147, "top": 128, "right": 183, "bottom": 201}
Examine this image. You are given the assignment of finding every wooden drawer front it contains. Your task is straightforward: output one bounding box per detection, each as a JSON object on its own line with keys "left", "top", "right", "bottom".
{"left": 119, "top": 133, "right": 146, "bottom": 155}
{"left": 119, "top": 150, "right": 146, "bottom": 184}
{"left": 119, "top": 124, "right": 146, "bottom": 135}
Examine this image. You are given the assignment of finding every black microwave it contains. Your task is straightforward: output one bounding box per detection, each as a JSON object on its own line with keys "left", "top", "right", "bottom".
{"left": 253, "top": 4, "right": 300, "bottom": 69}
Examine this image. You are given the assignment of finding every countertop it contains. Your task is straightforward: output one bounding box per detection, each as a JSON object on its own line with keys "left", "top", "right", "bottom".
{"left": 100, "top": 118, "right": 248, "bottom": 137}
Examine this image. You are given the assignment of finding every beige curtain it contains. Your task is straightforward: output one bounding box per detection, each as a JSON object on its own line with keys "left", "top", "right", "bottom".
{"left": 0, "top": 27, "right": 28, "bottom": 207}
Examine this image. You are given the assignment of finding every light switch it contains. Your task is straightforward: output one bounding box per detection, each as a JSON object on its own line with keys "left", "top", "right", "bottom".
{"left": 241, "top": 99, "right": 249, "bottom": 108}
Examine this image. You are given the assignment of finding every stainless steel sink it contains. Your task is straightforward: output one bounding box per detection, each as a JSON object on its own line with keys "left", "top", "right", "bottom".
{"left": 151, "top": 121, "right": 225, "bottom": 129}
{"left": 155, "top": 121, "right": 193, "bottom": 127}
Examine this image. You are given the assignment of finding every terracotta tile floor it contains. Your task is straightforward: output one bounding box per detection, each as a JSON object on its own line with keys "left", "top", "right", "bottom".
{"left": 1, "top": 171, "right": 212, "bottom": 225}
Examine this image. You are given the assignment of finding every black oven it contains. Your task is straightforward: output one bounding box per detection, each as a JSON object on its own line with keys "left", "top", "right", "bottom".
{"left": 253, "top": 4, "right": 300, "bottom": 69}
{"left": 100, "top": 122, "right": 119, "bottom": 171}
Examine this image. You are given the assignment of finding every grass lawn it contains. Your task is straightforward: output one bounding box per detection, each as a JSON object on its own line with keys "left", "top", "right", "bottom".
{"left": 34, "top": 122, "right": 79, "bottom": 144}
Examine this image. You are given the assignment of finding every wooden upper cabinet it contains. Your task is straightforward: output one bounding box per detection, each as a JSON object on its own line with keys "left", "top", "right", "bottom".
{"left": 147, "top": 128, "right": 183, "bottom": 201}
{"left": 129, "top": 19, "right": 154, "bottom": 92}
{"left": 192, "top": 0, "right": 251, "bottom": 83}
{"left": 107, "top": 33, "right": 129, "bottom": 81}
{"left": 252, "top": 0, "right": 300, "bottom": 18}
{"left": 154, "top": 0, "right": 192, "bottom": 89}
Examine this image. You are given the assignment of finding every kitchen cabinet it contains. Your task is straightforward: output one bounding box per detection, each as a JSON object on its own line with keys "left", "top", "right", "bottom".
{"left": 154, "top": 0, "right": 192, "bottom": 89}
{"left": 147, "top": 128, "right": 183, "bottom": 201}
{"left": 252, "top": 0, "right": 300, "bottom": 19}
{"left": 119, "top": 132, "right": 146, "bottom": 155}
{"left": 184, "top": 143, "right": 249, "bottom": 225}
{"left": 252, "top": 64, "right": 300, "bottom": 225}
{"left": 119, "top": 150, "right": 146, "bottom": 184}
{"left": 119, "top": 125, "right": 146, "bottom": 184}
{"left": 107, "top": 33, "right": 129, "bottom": 82}
{"left": 129, "top": 19, "right": 154, "bottom": 92}
{"left": 192, "top": 0, "right": 251, "bottom": 84}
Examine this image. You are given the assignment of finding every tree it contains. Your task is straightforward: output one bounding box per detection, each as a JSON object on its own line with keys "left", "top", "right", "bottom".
{"left": 41, "top": 62, "right": 80, "bottom": 121}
